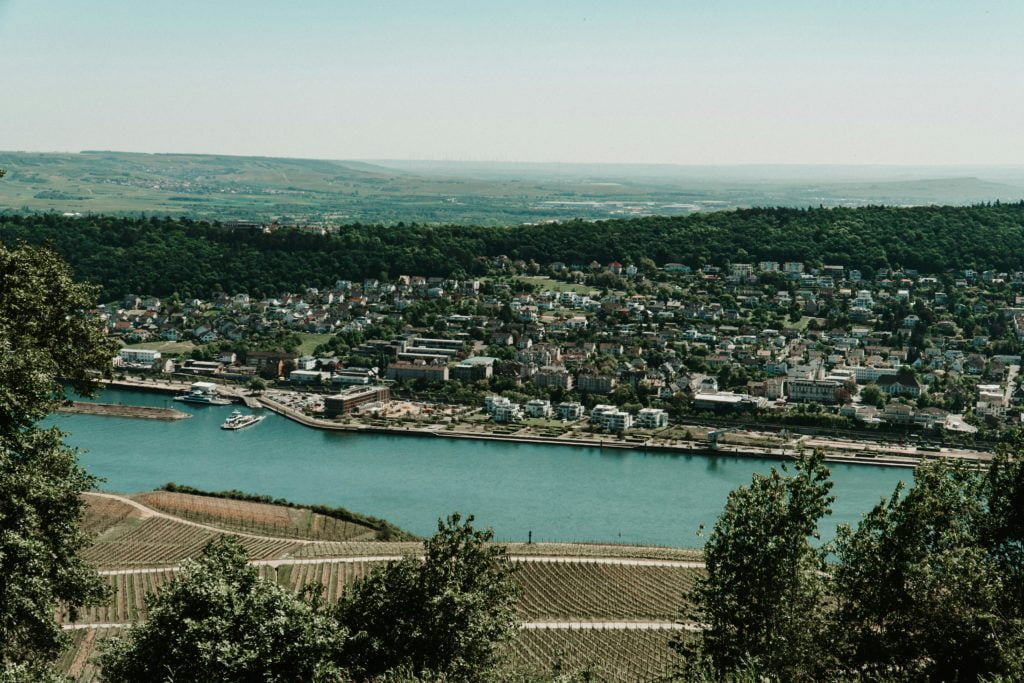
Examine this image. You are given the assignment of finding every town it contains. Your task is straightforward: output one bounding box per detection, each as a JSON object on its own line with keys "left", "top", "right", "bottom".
{"left": 101, "top": 256, "right": 1024, "bottom": 453}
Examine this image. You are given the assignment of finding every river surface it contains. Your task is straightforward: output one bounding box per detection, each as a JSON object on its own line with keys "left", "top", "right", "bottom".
{"left": 50, "top": 387, "right": 911, "bottom": 546}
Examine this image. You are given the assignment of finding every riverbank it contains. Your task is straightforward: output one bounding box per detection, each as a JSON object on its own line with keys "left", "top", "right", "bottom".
{"left": 57, "top": 401, "right": 192, "bottom": 421}
{"left": 90, "top": 380, "right": 989, "bottom": 470}
{"left": 256, "top": 395, "right": 967, "bottom": 470}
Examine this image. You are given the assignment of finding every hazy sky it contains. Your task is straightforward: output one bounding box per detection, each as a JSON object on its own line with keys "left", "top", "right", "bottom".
{"left": 2, "top": 1, "right": 1022, "bottom": 164}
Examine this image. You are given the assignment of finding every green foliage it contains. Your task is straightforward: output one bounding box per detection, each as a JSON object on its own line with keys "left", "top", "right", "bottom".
{"left": 687, "top": 445, "right": 1024, "bottom": 681}
{"left": 677, "top": 452, "right": 834, "bottom": 680}
{"left": 831, "top": 461, "right": 1018, "bottom": 680}
{"left": 0, "top": 243, "right": 114, "bottom": 666}
{"left": 337, "top": 513, "right": 520, "bottom": 681}
{"left": 98, "top": 537, "right": 348, "bottom": 682}
{"left": 6, "top": 204, "right": 1024, "bottom": 299}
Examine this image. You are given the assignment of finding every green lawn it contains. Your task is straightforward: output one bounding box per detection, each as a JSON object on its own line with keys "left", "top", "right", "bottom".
{"left": 122, "top": 340, "right": 198, "bottom": 354}
{"left": 294, "top": 332, "right": 334, "bottom": 355}
{"left": 513, "top": 276, "right": 597, "bottom": 296}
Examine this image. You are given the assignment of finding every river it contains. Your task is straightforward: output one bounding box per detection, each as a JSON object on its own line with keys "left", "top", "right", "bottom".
{"left": 51, "top": 387, "right": 910, "bottom": 546}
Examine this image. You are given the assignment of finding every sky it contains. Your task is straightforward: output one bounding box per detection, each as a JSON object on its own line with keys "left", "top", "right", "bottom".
{"left": 1, "top": 1, "right": 1022, "bottom": 165}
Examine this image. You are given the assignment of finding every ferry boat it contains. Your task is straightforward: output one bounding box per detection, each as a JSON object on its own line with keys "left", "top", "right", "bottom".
{"left": 174, "top": 381, "right": 232, "bottom": 406}
{"left": 221, "top": 409, "right": 265, "bottom": 430}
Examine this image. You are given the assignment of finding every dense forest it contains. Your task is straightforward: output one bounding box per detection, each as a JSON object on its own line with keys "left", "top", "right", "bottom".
{"left": 3, "top": 203, "right": 1024, "bottom": 299}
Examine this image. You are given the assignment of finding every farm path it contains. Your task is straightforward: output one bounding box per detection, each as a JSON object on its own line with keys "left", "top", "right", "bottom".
{"left": 98, "top": 555, "right": 706, "bottom": 576}
{"left": 84, "top": 491, "right": 319, "bottom": 545}
{"left": 65, "top": 621, "right": 702, "bottom": 631}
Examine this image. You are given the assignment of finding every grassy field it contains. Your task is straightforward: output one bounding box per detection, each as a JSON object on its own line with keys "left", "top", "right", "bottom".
{"left": 293, "top": 332, "right": 334, "bottom": 355}
{"left": 121, "top": 340, "right": 198, "bottom": 355}
{"left": 513, "top": 275, "right": 598, "bottom": 295}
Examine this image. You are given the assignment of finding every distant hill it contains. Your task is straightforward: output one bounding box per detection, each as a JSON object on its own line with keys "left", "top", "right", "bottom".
{"left": 1, "top": 151, "right": 1023, "bottom": 225}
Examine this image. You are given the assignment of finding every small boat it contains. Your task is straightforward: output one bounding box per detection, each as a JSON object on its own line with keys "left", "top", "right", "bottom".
{"left": 174, "top": 381, "right": 232, "bottom": 406}
{"left": 221, "top": 410, "right": 265, "bottom": 430}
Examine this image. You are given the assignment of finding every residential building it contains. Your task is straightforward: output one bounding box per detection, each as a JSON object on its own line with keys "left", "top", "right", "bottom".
{"left": 525, "top": 399, "right": 552, "bottom": 418}
{"left": 386, "top": 361, "right": 449, "bottom": 383}
{"left": 118, "top": 348, "right": 161, "bottom": 366}
{"left": 590, "top": 404, "right": 632, "bottom": 431}
{"left": 636, "top": 407, "right": 669, "bottom": 429}
{"left": 557, "top": 402, "right": 585, "bottom": 421}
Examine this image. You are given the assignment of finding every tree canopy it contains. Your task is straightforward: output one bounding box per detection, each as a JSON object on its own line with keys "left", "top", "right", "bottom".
{"left": 685, "top": 445, "right": 1024, "bottom": 682}
{"left": 0, "top": 242, "right": 115, "bottom": 668}
{"left": 337, "top": 513, "right": 520, "bottom": 681}
{"left": 4, "top": 203, "right": 1024, "bottom": 299}
{"left": 99, "top": 537, "right": 348, "bottom": 682}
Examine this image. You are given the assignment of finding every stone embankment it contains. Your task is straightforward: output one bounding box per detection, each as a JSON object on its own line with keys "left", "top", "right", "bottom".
{"left": 56, "top": 401, "right": 192, "bottom": 420}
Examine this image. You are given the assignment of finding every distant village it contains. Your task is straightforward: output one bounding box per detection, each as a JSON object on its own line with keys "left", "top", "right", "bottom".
{"left": 102, "top": 256, "right": 1024, "bottom": 437}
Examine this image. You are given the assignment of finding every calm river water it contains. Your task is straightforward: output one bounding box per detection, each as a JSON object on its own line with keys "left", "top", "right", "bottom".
{"left": 51, "top": 388, "right": 910, "bottom": 546}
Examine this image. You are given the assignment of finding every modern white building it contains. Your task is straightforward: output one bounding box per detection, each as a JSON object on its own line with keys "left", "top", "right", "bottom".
{"left": 557, "top": 401, "right": 585, "bottom": 421}
{"left": 118, "top": 348, "right": 161, "bottom": 366}
{"left": 590, "top": 404, "right": 633, "bottom": 431}
{"left": 636, "top": 407, "right": 669, "bottom": 429}
{"left": 486, "top": 396, "right": 523, "bottom": 423}
{"left": 524, "top": 399, "right": 552, "bottom": 418}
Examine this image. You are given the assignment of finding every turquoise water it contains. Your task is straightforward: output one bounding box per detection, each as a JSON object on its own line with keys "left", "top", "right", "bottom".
{"left": 51, "top": 388, "right": 910, "bottom": 546}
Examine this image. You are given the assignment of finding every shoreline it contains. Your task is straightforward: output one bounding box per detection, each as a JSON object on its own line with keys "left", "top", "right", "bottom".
{"left": 255, "top": 396, "right": 939, "bottom": 470}
{"left": 95, "top": 379, "right": 990, "bottom": 470}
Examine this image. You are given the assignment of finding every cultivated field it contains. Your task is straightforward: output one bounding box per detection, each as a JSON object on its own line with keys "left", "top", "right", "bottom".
{"left": 510, "top": 628, "right": 683, "bottom": 681}
{"left": 59, "top": 491, "right": 704, "bottom": 681}
{"left": 133, "top": 491, "right": 381, "bottom": 542}
{"left": 514, "top": 562, "right": 698, "bottom": 621}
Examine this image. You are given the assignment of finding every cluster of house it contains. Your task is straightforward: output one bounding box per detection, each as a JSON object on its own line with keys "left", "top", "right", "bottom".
{"left": 481, "top": 395, "right": 669, "bottom": 432}
{"left": 107, "top": 258, "right": 1024, "bottom": 432}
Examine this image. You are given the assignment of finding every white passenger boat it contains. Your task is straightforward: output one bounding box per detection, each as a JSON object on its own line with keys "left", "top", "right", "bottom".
{"left": 221, "top": 409, "right": 265, "bottom": 430}
{"left": 174, "top": 381, "right": 232, "bottom": 406}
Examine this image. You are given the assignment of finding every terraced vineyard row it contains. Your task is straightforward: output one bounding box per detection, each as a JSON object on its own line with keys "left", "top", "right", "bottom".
{"left": 68, "top": 570, "right": 177, "bottom": 624}
{"left": 82, "top": 517, "right": 301, "bottom": 567}
{"left": 513, "top": 562, "right": 700, "bottom": 621}
{"left": 81, "top": 496, "right": 141, "bottom": 536}
{"left": 508, "top": 628, "right": 682, "bottom": 682}
{"left": 54, "top": 627, "right": 126, "bottom": 683}
{"left": 133, "top": 491, "right": 378, "bottom": 542}
{"left": 273, "top": 561, "right": 387, "bottom": 601}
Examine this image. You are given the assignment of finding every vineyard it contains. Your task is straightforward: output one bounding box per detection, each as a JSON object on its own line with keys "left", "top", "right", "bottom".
{"left": 513, "top": 562, "right": 700, "bottom": 621}
{"left": 508, "top": 628, "right": 682, "bottom": 681}
{"left": 133, "top": 491, "right": 381, "bottom": 542}
{"left": 82, "top": 517, "right": 301, "bottom": 567}
{"left": 81, "top": 496, "right": 143, "bottom": 536}
{"left": 56, "top": 493, "right": 704, "bottom": 680}
{"left": 56, "top": 625, "right": 685, "bottom": 683}
{"left": 54, "top": 627, "right": 126, "bottom": 683}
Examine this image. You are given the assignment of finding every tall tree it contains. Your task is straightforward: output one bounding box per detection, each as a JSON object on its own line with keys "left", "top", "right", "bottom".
{"left": 676, "top": 452, "right": 834, "bottom": 681}
{"left": 99, "top": 537, "right": 348, "bottom": 682}
{"left": 833, "top": 456, "right": 1024, "bottom": 680}
{"left": 0, "top": 243, "right": 116, "bottom": 666}
{"left": 337, "top": 513, "right": 520, "bottom": 681}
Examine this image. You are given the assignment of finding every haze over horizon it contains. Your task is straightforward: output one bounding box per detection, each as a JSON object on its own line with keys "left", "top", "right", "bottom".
{"left": 2, "top": 1, "right": 1022, "bottom": 166}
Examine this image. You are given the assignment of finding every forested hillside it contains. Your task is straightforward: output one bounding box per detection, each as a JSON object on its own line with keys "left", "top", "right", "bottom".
{"left": 3, "top": 203, "right": 1024, "bottom": 299}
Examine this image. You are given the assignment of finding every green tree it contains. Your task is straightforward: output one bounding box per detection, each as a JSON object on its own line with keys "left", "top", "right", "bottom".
{"left": 1, "top": 243, "right": 115, "bottom": 668}
{"left": 247, "top": 376, "right": 268, "bottom": 394}
{"left": 99, "top": 537, "right": 347, "bottom": 682}
{"left": 859, "top": 382, "right": 884, "bottom": 408}
{"left": 676, "top": 452, "right": 834, "bottom": 681}
{"left": 337, "top": 513, "right": 520, "bottom": 681}
{"left": 831, "top": 460, "right": 1022, "bottom": 680}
